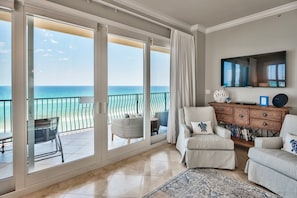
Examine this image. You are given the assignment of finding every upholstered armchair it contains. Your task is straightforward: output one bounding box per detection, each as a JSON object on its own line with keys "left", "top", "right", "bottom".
{"left": 176, "top": 106, "right": 236, "bottom": 169}
{"left": 245, "top": 114, "right": 297, "bottom": 197}
{"left": 111, "top": 117, "right": 143, "bottom": 144}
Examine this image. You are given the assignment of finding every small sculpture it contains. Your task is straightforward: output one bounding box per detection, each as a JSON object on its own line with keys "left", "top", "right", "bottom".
{"left": 213, "top": 87, "right": 229, "bottom": 103}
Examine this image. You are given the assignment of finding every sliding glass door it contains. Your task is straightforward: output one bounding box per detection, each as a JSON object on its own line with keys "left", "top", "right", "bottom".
{"left": 150, "top": 45, "right": 170, "bottom": 143}
{"left": 0, "top": 2, "right": 171, "bottom": 196}
{"left": 0, "top": 9, "right": 14, "bottom": 195}
{"left": 26, "top": 15, "right": 95, "bottom": 173}
{"left": 107, "top": 34, "right": 145, "bottom": 150}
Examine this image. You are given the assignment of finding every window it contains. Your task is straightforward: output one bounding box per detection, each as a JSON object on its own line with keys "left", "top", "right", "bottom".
{"left": 267, "top": 64, "right": 285, "bottom": 87}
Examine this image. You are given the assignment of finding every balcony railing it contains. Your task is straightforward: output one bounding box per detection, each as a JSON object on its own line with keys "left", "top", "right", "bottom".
{"left": 0, "top": 92, "right": 170, "bottom": 134}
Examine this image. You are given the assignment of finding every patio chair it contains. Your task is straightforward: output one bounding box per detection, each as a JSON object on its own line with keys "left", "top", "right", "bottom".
{"left": 111, "top": 117, "right": 143, "bottom": 144}
{"left": 154, "top": 111, "right": 168, "bottom": 134}
{"left": 154, "top": 111, "right": 168, "bottom": 127}
{"left": 33, "top": 117, "right": 64, "bottom": 162}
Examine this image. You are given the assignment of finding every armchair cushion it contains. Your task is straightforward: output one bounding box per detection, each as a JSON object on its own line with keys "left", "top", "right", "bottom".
{"left": 183, "top": 106, "right": 217, "bottom": 131}
{"left": 254, "top": 137, "right": 283, "bottom": 149}
{"left": 248, "top": 147, "right": 297, "bottom": 180}
{"left": 283, "top": 133, "right": 297, "bottom": 155}
{"left": 191, "top": 121, "right": 213, "bottom": 135}
{"left": 186, "top": 134, "right": 234, "bottom": 150}
{"left": 215, "top": 126, "right": 231, "bottom": 139}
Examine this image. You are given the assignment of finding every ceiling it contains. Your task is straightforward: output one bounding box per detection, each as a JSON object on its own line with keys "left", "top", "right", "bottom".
{"left": 98, "top": 0, "right": 297, "bottom": 32}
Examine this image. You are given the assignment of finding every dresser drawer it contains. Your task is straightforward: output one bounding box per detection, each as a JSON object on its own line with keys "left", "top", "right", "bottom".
{"left": 216, "top": 113, "right": 233, "bottom": 123}
{"left": 250, "top": 118, "right": 282, "bottom": 131}
{"left": 250, "top": 109, "right": 281, "bottom": 121}
{"left": 213, "top": 106, "right": 233, "bottom": 114}
{"left": 234, "top": 108, "right": 249, "bottom": 126}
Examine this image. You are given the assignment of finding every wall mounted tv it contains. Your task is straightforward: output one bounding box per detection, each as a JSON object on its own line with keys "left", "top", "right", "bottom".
{"left": 221, "top": 51, "right": 286, "bottom": 88}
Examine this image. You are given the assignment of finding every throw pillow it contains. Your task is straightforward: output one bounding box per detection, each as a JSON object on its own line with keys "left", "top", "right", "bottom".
{"left": 191, "top": 121, "right": 213, "bottom": 135}
{"left": 283, "top": 133, "right": 297, "bottom": 155}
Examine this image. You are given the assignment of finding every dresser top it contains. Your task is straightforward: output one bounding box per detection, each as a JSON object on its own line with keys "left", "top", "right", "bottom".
{"left": 209, "top": 101, "right": 291, "bottom": 112}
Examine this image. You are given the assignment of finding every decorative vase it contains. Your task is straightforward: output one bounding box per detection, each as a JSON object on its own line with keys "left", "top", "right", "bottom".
{"left": 213, "top": 87, "right": 229, "bottom": 103}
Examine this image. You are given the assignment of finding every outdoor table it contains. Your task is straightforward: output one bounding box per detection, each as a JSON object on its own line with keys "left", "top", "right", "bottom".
{"left": 0, "top": 132, "right": 13, "bottom": 153}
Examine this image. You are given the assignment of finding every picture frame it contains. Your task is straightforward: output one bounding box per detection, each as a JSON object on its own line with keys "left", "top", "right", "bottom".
{"left": 260, "top": 96, "right": 269, "bottom": 106}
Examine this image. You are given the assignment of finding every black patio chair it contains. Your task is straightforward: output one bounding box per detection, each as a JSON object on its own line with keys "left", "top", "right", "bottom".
{"left": 33, "top": 117, "right": 64, "bottom": 162}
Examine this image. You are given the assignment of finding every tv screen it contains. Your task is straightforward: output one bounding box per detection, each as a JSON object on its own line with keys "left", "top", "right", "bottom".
{"left": 221, "top": 51, "right": 286, "bottom": 87}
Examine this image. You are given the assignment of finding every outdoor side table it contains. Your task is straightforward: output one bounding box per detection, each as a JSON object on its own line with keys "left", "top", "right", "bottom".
{"left": 0, "top": 132, "right": 13, "bottom": 153}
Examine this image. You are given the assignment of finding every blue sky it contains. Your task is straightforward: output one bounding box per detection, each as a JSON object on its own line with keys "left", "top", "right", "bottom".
{"left": 34, "top": 28, "right": 94, "bottom": 86}
{"left": 0, "top": 19, "right": 170, "bottom": 87}
{"left": 0, "top": 20, "right": 12, "bottom": 86}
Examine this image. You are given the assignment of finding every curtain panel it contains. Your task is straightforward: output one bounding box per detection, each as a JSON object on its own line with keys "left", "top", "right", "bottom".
{"left": 167, "top": 29, "right": 196, "bottom": 144}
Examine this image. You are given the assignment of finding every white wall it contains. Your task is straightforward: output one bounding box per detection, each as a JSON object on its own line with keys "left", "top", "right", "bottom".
{"left": 205, "top": 9, "right": 297, "bottom": 114}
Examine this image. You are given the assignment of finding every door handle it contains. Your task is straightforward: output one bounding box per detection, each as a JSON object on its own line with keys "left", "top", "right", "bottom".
{"left": 99, "top": 102, "right": 107, "bottom": 114}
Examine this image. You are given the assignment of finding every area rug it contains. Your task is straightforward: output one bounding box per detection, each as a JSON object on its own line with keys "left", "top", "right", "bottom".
{"left": 143, "top": 169, "right": 280, "bottom": 198}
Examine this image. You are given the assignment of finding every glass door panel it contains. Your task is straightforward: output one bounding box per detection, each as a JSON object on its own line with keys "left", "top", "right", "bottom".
{"left": 0, "top": 10, "right": 13, "bottom": 195}
{"left": 150, "top": 46, "right": 170, "bottom": 143}
{"left": 26, "top": 16, "right": 94, "bottom": 173}
{"left": 107, "top": 35, "right": 144, "bottom": 150}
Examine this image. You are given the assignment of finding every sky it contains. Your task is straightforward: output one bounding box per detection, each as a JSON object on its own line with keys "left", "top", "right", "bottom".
{"left": 0, "top": 18, "right": 170, "bottom": 87}
{"left": 0, "top": 20, "right": 12, "bottom": 86}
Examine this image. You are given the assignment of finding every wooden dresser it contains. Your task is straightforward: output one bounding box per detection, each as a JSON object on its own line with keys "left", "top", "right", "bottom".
{"left": 209, "top": 102, "right": 290, "bottom": 147}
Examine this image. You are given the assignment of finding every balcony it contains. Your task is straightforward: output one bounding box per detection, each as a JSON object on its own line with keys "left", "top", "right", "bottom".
{"left": 0, "top": 92, "right": 169, "bottom": 176}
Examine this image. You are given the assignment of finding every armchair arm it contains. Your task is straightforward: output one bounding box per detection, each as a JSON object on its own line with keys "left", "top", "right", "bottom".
{"left": 254, "top": 137, "right": 283, "bottom": 149}
{"left": 179, "top": 123, "right": 191, "bottom": 139}
{"left": 215, "top": 126, "right": 231, "bottom": 139}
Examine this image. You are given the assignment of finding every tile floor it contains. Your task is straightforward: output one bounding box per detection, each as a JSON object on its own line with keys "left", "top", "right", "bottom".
{"left": 22, "top": 144, "right": 251, "bottom": 198}
{"left": 0, "top": 126, "right": 148, "bottom": 177}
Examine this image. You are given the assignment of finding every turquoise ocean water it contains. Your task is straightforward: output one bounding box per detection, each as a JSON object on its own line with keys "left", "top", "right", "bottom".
{"left": 0, "top": 85, "right": 169, "bottom": 99}
{"left": 0, "top": 86, "right": 169, "bottom": 132}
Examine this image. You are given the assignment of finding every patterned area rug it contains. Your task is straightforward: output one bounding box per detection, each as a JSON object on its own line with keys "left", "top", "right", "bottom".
{"left": 143, "top": 169, "right": 280, "bottom": 198}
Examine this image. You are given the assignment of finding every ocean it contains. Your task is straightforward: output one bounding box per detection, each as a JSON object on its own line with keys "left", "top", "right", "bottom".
{"left": 0, "top": 85, "right": 169, "bottom": 99}
{"left": 0, "top": 86, "right": 170, "bottom": 132}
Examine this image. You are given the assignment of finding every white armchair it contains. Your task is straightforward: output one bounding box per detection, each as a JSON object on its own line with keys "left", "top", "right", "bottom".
{"left": 111, "top": 117, "right": 143, "bottom": 144}
{"left": 245, "top": 114, "right": 297, "bottom": 197}
{"left": 176, "top": 106, "right": 236, "bottom": 169}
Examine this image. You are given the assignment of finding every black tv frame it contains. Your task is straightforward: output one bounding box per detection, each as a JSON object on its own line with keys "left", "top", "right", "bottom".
{"left": 221, "top": 51, "right": 286, "bottom": 88}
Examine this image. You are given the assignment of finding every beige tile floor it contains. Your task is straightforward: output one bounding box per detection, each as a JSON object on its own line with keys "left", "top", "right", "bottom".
{"left": 0, "top": 126, "right": 146, "bottom": 177}
{"left": 22, "top": 144, "right": 251, "bottom": 198}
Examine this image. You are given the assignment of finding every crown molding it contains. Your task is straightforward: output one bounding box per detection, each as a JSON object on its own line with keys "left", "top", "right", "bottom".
{"left": 105, "top": 0, "right": 191, "bottom": 33}
{"left": 0, "top": 0, "right": 14, "bottom": 9}
{"left": 190, "top": 24, "right": 206, "bottom": 33}
{"left": 46, "top": 0, "right": 297, "bottom": 35}
{"left": 205, "top": 1, "right": 297, "bottom": 34}
{"left": 103, "top": 1, "right": 297, "bottom": 35}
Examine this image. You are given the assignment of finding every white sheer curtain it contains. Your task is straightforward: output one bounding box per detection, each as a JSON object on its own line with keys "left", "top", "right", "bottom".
{"left": 167, "top": 29, "right": 196, "bottom": 144}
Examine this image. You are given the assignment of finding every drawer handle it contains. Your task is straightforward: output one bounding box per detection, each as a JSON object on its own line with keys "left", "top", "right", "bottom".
{"left": 239, "top": 114, "right": 244, "bottom": 118}
{"left": 262, "top": 112, "right": 268, "bottom": 117}
{"left": 263, "top": 122, "right": 268, "bottom": 126}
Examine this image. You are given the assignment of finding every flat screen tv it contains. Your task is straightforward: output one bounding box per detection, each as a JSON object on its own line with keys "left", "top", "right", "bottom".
{"left": 221, "top": 51, "right": 286, "bottom": 87}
